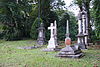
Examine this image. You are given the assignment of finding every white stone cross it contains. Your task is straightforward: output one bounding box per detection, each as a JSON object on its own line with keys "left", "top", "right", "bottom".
{"left": 48, "top": 23, "right": 56, "bottom": 38}
{"left": 47, "top": 22, "right": 57, "bottom": 49}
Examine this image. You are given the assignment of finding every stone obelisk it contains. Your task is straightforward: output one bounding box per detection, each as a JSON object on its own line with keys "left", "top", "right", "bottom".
{"left": 65, "top": 20, "right": 71, "bottom": 46}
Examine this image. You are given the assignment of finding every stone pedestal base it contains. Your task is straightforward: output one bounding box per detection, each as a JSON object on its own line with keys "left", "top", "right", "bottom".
{"left": 47, "top": 38, "right": 57, "bottom": 49}
{"left": 42, "top": 48, "right": 61, "bottom": 52}
{"left": 78, "top": 43, "right": 87, "bottom": 49}
{"left": 56, "top": 45, "right": 84, "bottom": 58}
{"left": 77, "top": 34, "right": 87, "bottom": 49}
{"left": 37, "top": 37, "right": 45, "bottom": 45}
{"left": 43, "top": 36, "right": 60, "bottom": 52}
{"left": 17, "top": 46, "right": 41, "bottom": 49}
{"left": 42, "top": 48, "right": 54, "bottom": 52}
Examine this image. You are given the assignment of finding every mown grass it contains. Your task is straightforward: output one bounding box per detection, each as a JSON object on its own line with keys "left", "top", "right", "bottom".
{"left": 0, "top": 40, "right": 100, "bottom": 67}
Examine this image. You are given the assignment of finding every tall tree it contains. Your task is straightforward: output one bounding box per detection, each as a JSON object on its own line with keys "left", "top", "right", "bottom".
{"left": 29, "top": 0, "right": 59, "bottom": 40}
{"left": 0, "top": 0, "right": 33, "bottom": 40}
{"left": 93, "top": 0, "right": 100, "bottom": 40}
{"left": 51, "top": 0, "right": 66, "bottom": 10}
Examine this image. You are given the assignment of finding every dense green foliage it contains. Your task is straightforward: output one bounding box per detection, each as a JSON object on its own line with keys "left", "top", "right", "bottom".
{"left": 0, "top": 0, "right": 61, "bottom": 40}
{"left": 93, "top": 0, "right": 100, "bottom": 40}
{"left": 57, "top": 10, "right": 77, "bottom": 41}
{"left": 0, "top": 0, "right": 99, "bottom": 42}
{"left": 29, "top": 0, "right": 59, "bottom": 40}
{"left": 0, "top": 0, "right": 33, "bottom": 40}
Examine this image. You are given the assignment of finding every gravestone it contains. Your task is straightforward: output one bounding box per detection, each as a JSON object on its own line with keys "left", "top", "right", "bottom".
{"left": 56, "top": 45, "right": 84, "bottom": 58}
{"left": 82, "top": 9, "right": 88, "bottom": 46}
{"left": 77, "top": 10, "right": 87, "bottom": 49}
{"left": 56, "top": 20, "right": 84, "bottom": 58}
{"left": 17, "top": 46, "right": 40, "bottom": 49}
{"left": 17, "top": 41, "right": 41, "bottom": 49}
{"left": 43, "top": 21, "right": 60, "bottom": 51}
{"left": 37, "top": 23, "right": 46, "bottom": 45}
{"left": 47, "top": 21, "right": 58, "bottom": 49}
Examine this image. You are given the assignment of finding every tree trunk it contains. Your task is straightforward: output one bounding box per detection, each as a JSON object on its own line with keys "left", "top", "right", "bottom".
{"left": 85, "top": 1, "right": 92, "bottom": 43}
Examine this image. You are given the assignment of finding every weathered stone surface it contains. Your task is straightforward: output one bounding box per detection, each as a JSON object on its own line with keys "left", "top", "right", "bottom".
{"left": 42, "top": 48, "right": 54, "bottom": 52}
{"left": 17, "top": 46, "right": 41, "bottom": 49}
{"left": 78, "top": 43, "right": 87, "bottom": 49}
{"left": 42, "top": 48, "right": 61, "bottom": 52}
{"left": 57, "top": 53, "right": 84, "bottom": 58}
{"left": 46, "top": 21, "right": 58, "bottom": 49}
{"left": 56, "top": 45, "right": 84, "bottom": 58}
{"left": 47, "top": 22, "right": 57, "bottom": 49}
{"left": 77, "top": 7, "right": 89, "bottom": 49}
{"left": 77, "top": 33, "right": 87, "bottom": 49}
{"left": 42, "top": 21, "right": 59, "bottom": 52}
{"left": 37, "top": 23, "right": 46, "bottom": 45}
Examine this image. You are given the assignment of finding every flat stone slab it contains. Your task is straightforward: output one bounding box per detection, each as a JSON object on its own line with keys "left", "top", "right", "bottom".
{"left": 42, "top": 48, "right": 61, "bottom": 52}
{"left": 42, "top": 48, "right": 54, "bottom": 52}
{"left": 56, "top": 45, "right": 84, "bottom": 58}
{"left": 17, "top": 46, "right": 41, "bottom": 49}
{"left": 56, "top": 53, "right": 84, "bottom": 58}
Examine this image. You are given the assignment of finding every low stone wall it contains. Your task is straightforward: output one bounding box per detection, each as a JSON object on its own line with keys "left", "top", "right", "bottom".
{"left": 95, "top": 41, "right": 100, "bottom": 45}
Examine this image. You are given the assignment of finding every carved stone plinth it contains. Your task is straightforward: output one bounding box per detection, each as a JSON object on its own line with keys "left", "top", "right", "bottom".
{"left": 77, "top": 33, "right": 87, "bottom": 49}
{"left": 37, "top": 23, "right": 46, "bottom": 45}
{"left": 56, "top": 45, "right": 84, "bottom": 58}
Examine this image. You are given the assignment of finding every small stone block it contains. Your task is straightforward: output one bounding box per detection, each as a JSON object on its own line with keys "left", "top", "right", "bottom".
{"left": 42, "top": 48, "right": 54, "bottom": 52}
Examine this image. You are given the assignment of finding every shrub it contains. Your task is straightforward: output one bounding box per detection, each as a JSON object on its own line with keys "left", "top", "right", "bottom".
{"left": 30, "top": 18, "right": 43, "bottom": 40}
{"left": 3, "top": 26, "right": 22, "bottom": 41}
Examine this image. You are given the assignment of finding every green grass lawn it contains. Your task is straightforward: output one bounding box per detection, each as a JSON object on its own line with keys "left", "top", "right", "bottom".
{"left": 0, "top": 40, "right": 100, "bottom": 67}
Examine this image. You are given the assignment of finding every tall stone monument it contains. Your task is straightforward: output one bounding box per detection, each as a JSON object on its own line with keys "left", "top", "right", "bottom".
{"left": 76, "top": 7, "right": 88, "bottom": 49}
{"left": 57, "top": 20, "right": 84, "bottom": 58}
{"left": 47, "top": 21, "right": 58, "bottom": 49}
{"left": 43, "top": 21, "right": 59, "bottom": 51}
{"left": 82, "top": 8, "right": 88, "bottom": 46}
{"left": 77, "top": 10, "right": 86, "bottom": 49}
{"left": 65, "top": 20, "right": 71, "bottom": 46}
{"left": 82, "top": 2, "right": 90, "bottom": 44}
{"left": 76, "top": 3, "right": 89, "bottom": 49}
{"left": 37, "top": 23, "right": 46, "bottom": 45}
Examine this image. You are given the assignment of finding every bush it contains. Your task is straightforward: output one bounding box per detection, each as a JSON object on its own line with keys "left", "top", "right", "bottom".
{"left": 30, "top": 18, "right": 43, "bottom": 40}
{"left": 0, "top": 24, "right": 4, "bottom": 39}
{"left": 2, "top": 26, "right": 22, "bottom": 41}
